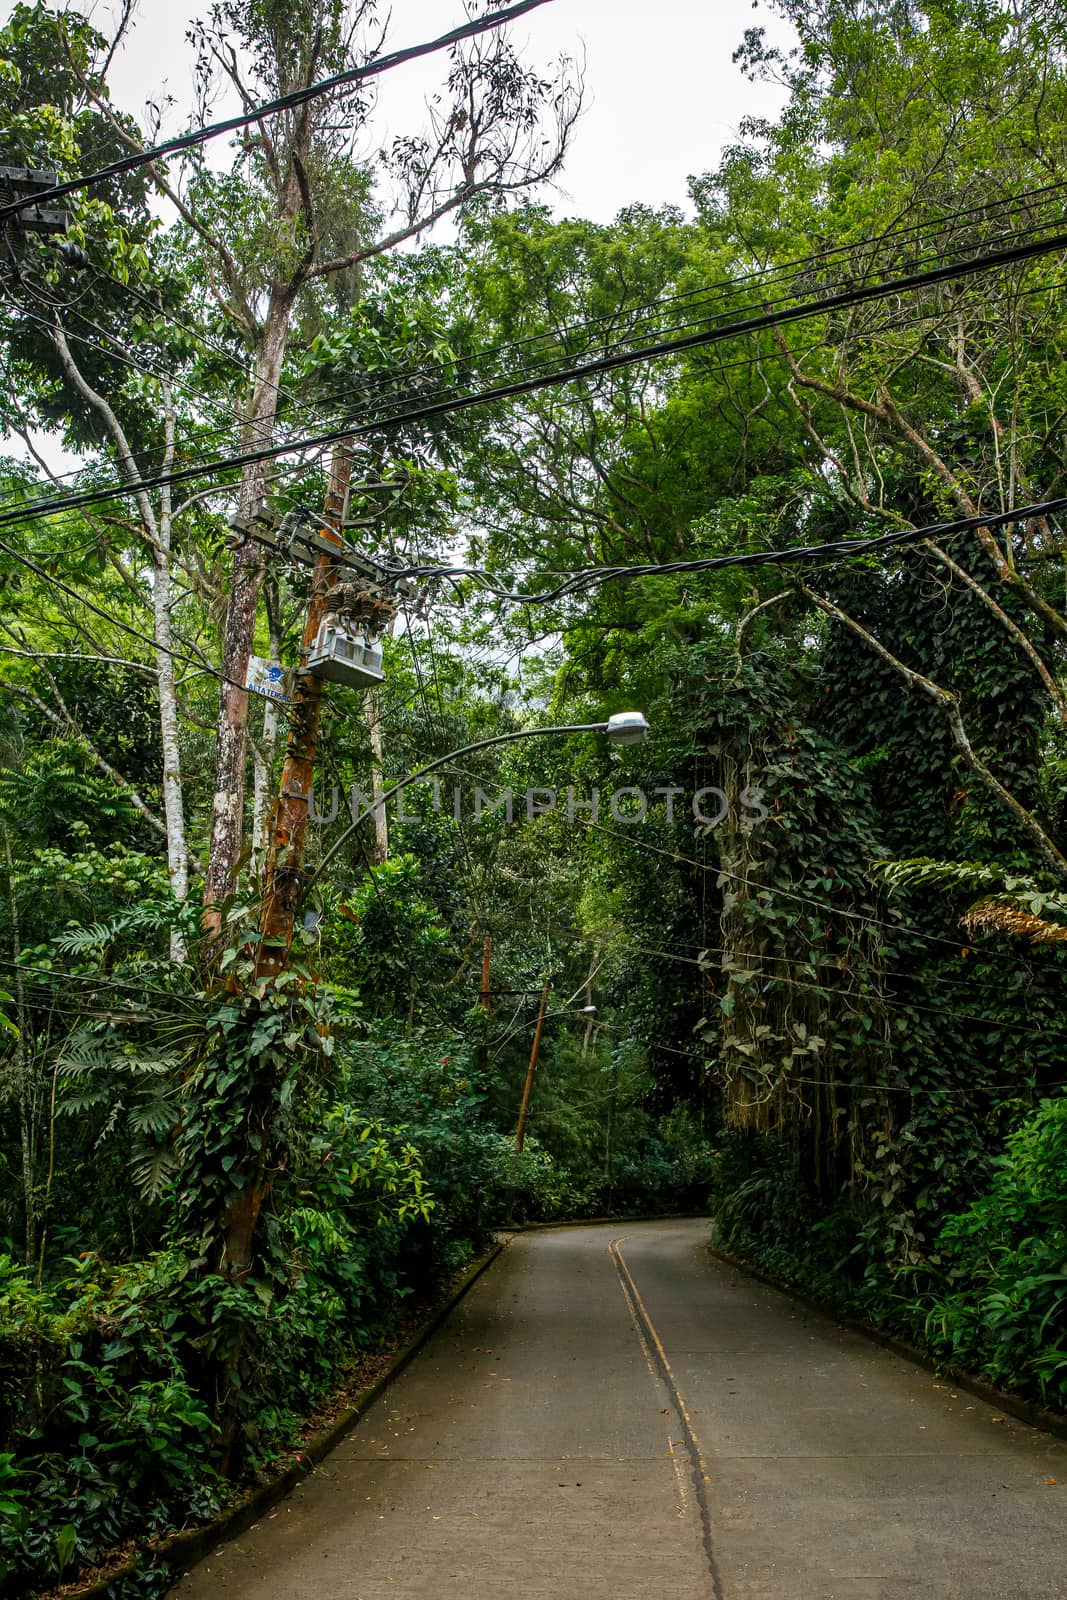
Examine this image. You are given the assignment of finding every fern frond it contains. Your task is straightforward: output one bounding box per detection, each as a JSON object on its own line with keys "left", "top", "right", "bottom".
{"left": 873, "top": 858, "right": 1002, "bottom": 895}
{"left": 57, "top": 1040, "right": 113, "bottom": 1076}
{"left": 123, "top": 1053, "right": 181, "bottom": 1077}
{"left": 128, "top": 1097, "right": 179, "bottom": 1136}
{"left": 129, "top": 1144, "right": 177, "bottom": 1202}
{"left": 53, "top": 921, "right": 122, "bottom": 956}
{"left": 94, "top": 1099, "right": 125, "bottom": 1147}
{"left": 963, "top": 898, "right": 1067, "bottom": 944}
{"left": 56, "top": 1086, "right": 110, "bottom": 1116}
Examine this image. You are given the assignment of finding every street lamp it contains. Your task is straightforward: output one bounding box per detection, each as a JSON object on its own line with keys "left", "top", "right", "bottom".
{"left": 307, "top": 713, "right": 651, "bottom": 891}
{"left": 604, "top": 711, "right": 651, "bottom": 746}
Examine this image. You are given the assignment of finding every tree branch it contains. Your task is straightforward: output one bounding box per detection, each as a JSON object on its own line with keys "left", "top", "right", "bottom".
{"left": 50, "top": 324, "right": 161, "bottom": 552}
{"left": 923, "top": 539, "right": 1067, "bottom": 728}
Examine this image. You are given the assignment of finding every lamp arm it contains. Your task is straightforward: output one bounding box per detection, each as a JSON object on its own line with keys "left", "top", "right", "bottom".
{"left": 303, "top": 722, "right": 607, "bottom": 895}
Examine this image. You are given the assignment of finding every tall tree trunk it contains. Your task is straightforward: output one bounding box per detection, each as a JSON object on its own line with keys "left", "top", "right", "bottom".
{"left": 204, "top": 294, "right": 292, "bottom": 932}
{"left": 257, "top": 444, "right": 353, "bottom": 973}
{"left": 365, "top": 684, "right": 389, "bottom": 865}
{"left": 155, "top": 390, "right": 189, "bottom": 961}
{"left": 49, "top": 334, "right": 191, "bottom": 955}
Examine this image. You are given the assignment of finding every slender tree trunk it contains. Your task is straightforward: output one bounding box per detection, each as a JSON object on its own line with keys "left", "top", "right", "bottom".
{"left": 3, "top": 824, "right": 34, "bottom": 1266}
{"left": 365, "top": 684, "right": 389, "bottom": 864}
{"left": 155, "top": 391, "right": 189, "bottom": 961}
{"left": 364, "top": 610, "right": 395, "bottom": 865}
{"left": 49, "top": 334, "right": 192, "bottom": 952}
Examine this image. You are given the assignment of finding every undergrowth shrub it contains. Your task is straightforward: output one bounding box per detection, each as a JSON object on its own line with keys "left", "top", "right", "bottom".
{"left": 0, "top": 1107, "right": 433, "bottom": 1597}
{"left": 918, "top": 1097, "right": 1067, "bottom": 1405}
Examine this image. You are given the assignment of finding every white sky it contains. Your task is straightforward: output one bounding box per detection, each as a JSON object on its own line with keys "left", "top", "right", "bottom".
{"left": 71, "top": 0, "right": 791, "bottom": 225}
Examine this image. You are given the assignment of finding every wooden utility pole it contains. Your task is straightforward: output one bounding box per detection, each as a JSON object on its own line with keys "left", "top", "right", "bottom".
{"left": 257, "top": 443, "right": 352, "bottom": 976}
{"left": 513, "top": 980, "right": 550, "bottom": 1155}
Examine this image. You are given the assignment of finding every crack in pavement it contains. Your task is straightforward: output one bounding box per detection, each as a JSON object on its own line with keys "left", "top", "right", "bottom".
{"left": 609, "top": 1233, "right": 725, "bottom": 1600}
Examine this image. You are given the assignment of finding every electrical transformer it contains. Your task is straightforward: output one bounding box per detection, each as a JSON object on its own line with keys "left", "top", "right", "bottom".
{"left": 306, "top": 619, "right": 385, "bottom": 688}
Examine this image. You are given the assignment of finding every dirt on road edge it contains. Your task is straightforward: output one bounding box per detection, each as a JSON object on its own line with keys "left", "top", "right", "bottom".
{"left": 45, "top": 1240, "right": 506, "bottom": 1600}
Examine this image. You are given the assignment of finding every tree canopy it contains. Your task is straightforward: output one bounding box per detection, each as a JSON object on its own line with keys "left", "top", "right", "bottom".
{"left": 2, "top": 3, "right": 1066, "bottom": 1592}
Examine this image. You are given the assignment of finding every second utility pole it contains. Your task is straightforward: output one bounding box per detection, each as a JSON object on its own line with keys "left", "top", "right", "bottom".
{"left": 513, "top": 979, "right": 550, "bottom": 1155}
{"left": 257, "top": 443, "right": 352, "bottom": 976}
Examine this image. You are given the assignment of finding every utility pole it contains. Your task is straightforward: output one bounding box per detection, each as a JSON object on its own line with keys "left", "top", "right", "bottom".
{"left": 0, "top": 167, "right": 69, "bottom": 241}
{"left": 255, "top": 446, "right": 402, "bottom": 975}
{"left": 257, "top": 445, "right": 352, "bottom": 976}
{"left": 513, "top": 979, "right": 550, "bottom": 1155}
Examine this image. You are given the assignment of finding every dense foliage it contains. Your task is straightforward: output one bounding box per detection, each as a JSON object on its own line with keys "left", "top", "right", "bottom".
{"left": 2, "top": 0, "right": 1067, "bottom": 1592}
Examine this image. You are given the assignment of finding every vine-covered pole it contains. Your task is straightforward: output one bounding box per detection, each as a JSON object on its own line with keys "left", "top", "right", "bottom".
{"left": 514, "top": 980, "right": 551, "bottom": 1154}
{"left": 257, "top": 443, "right": 352, "bottom": 976}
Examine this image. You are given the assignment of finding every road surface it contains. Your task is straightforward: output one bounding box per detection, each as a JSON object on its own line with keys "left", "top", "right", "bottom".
{"left": 172, "top": 1219, "right": 1067, "bottom": 1599}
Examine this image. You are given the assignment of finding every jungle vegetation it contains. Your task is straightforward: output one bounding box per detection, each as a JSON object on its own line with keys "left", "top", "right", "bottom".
{"left": 1, "top": 0, "right": 1066, "bottom": 1592}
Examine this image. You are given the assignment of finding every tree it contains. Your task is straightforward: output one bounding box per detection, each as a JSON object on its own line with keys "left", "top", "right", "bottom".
{"left": 71, "top": 0, "right": 581, "bottom": 927}
{"left": 0, "top": 3, "right": 218, "bottom": 956}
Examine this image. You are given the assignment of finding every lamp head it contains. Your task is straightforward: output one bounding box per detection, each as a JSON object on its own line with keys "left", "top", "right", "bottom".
{"left": 605, "top": 711, "right": 650, "bottom": 746}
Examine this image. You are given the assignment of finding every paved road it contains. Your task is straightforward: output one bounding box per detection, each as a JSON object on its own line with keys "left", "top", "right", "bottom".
{"left": 173, "top": 1220, "right": 1067, "bottom": 1599}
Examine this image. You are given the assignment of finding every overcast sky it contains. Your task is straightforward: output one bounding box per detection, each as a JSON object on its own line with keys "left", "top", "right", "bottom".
{"left": 62, "top": 0, "right": 792, "bottom": 225}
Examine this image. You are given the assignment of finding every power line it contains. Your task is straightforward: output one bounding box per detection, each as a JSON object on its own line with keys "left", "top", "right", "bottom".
{"left": 91, "top": 264, "right": 298, "bottom": 411}
{"left": 9, "top": 292, "right": 249, "bottom": 444}
{"left": 5, "top": 216, "right": 1067, "bottom": 532}
{"left": 8, "top": 247, "right": 1063, "bottom": 527}
{"left": 218, "top": 206, "right": 1067, "bottom": 490}
{"left": 60, "top": 190, "right": 1057, "bottom": 513}
{"left": 7, "top": 183, "right": 1066, "bottom": 519}
{"left": 0, "top": 989, "right": 167, "bottom": 1025}
{"left": 401, "top": 595, "right": 489, "bottom": 928}
{"left": 345, "top": 829, "right": 464, "bottom": 1038}
{"left": 0, "top": 951, "right": 197, "bottom": 1004}
{"left": 0, "top": 0, "right": 557, "bottom": 223}
{"left": 469, "top": 915, "right": 1049, "bottom": 1038}
{"left": 479, "top": 904, "right": 1047, "bottom": 1003}
{"left": 280, "top": 211, "right": 1067, "bottom": 454}
{"left": 588, "top": 1011, "right": 1066, "bottom": 1092}
{"left": 274, "top": 186, "right": 1067, "bottom": 433}
{"left": 617, "top": 931, "right": 1048, "bottom": 1035}
{"left": 571, "top": 818, "right": 967, "bottom": 952}
{"left": 395, "top": 494, "right": 1067, "bottom": 603}
{"left": 0, "top": 529, "right": 276, "bottom": 701}
{"left": 23, "top": 171, "right": 1064, "bottom": 472}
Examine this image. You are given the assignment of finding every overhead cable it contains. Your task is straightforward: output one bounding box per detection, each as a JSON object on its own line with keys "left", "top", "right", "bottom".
{"left": 0, "top": 532, "right": 265, "bottom": 698}
{"left": 4, "top": 217, "right": 1067, "bottom": 532}
{"left": 390, "top": 494, "right": 1067, "bottom": 601}
{"left": 0, "top": 0, "right": 556, "bottom": 223}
